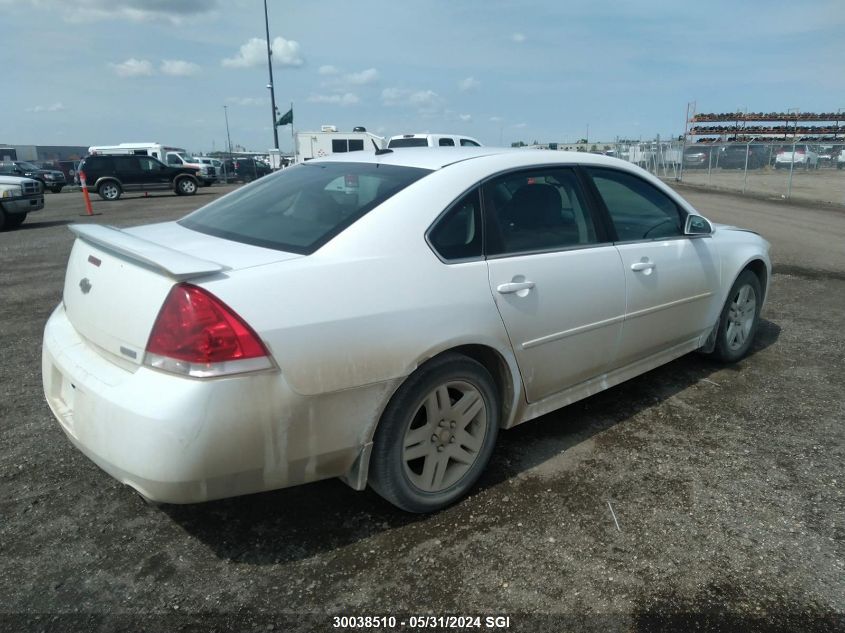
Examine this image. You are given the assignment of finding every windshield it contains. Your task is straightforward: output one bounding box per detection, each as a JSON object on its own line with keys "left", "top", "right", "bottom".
{"left": 388, "top": 138, "right": 428, "bottom": 148}
{"left": 180, "top": 162, "right": 431, "bottom": 254}
{"left": 17, "top": 161, "right": 40, "bottom": 170}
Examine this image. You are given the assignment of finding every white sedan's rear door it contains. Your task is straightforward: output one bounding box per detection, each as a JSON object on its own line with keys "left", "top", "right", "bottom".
{"left": 483, "top": 167, "right": 626, "bottom": 403}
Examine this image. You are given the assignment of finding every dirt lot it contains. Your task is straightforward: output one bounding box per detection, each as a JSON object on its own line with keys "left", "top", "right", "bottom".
{"left": 678, "top": 166, "right": 845, "bottom": 207}
{"left": 1, "top": 185, "right": 843, "bottom": 632}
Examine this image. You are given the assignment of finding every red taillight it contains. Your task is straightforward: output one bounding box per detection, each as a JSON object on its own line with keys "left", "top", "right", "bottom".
{"left": 145, "top": 283, "right": 271, "bottom": 377}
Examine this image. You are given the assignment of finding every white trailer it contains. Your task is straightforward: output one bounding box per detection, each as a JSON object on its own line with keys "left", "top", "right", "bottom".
{"left": 295, "top": 126, "right": 385, "bottom": 163}
{"left": 87, "top": 142, "right": 216, "bottom": 185}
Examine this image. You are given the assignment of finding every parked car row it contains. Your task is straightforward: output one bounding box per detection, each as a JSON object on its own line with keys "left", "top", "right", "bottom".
{"left": 683, "top": 144, "right": 844, "bottom": 170}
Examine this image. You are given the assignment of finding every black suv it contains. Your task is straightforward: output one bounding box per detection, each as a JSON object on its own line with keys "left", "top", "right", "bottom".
{"left": 0, "top": 160, "right": 67, "bottom": 193}
{"left": 222, "top": 158, "right": 272, "bottom": 182}
{"left": 718, "top": 144, "right": 769, "bottom": 170}
{"left": 79, "top": 154, "right": 201, "bottom": 201}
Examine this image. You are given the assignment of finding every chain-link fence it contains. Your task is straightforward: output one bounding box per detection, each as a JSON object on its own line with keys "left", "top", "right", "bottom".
{"left": 608, "top": 140, "right": 845, "bottom": 205}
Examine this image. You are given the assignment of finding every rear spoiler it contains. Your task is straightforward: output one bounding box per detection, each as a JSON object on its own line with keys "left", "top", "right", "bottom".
{"left": 69, "top": 224, "right": 227, "bottom": 280}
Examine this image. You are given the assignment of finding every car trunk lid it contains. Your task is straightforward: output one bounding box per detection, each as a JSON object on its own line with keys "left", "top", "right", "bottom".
{"left": 62, "top": 223, "right": 301, "bottom": 365}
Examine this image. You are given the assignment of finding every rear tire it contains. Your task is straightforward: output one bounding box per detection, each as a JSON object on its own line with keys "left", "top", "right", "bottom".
{"left": 369, "top": 353, "right": 500, "bottom": 513}
{"left": 175, "top": 177, "right": 197, "bottom": 196}
{"left": 97, "top": 181, "right": 121, "bottom": 201}
{"left": 708, "top": 270, "right": 762, "bottom": 363}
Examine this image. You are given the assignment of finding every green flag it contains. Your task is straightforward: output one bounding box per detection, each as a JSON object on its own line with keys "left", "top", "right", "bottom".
{"left": 276, "top": 108, "right": 293, "bottom": 126}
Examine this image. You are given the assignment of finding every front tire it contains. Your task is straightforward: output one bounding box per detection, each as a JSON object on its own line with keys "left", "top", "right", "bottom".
{"left": 50, "top": 185, "right": 64, "bottom": 193}
{"left": 709, "top": 270, "right": 762, "bottom": 363}
{"left": 369, "top": 353, "right": 500, "bottom": 513}
{"left": 6, "top": 213, "right": 26, "bottom": 229}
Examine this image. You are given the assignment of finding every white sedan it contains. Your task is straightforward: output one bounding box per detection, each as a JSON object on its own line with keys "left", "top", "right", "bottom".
{"left": 42, "top": 148, "right": 770, "bottom": 512}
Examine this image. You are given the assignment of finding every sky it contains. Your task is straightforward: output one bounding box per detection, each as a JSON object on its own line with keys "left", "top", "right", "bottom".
{"left": 2, "top": 0, "right": 844, "bottom": 154}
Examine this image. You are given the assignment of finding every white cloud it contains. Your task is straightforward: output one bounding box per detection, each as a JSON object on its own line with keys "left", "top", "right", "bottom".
{"left": 227, "top": 97, "right": 264, "bottom": 106}
{"left": 21, "top": 0, "right": 220, "bottom": 24}
{"left": 381, "top": 87, "right": 443, "bottom": 114}
{"left": 318, "top": 65, "right": 340, "bottom": 75}
{"left": 458, "top": 77, "right": 480, "bottom": 92}
{"left": 511, "top": 32, "right": 526, "bottom": 43}
{"left": 344, "top": 68, "right": 379, "bottom": 85}
{"left": 307, "top": 92, "right": 360, "bottom": 106}
{"left": 459, "top": 114, "right": 472, "bottom": 122}
{"left": 109, "top": 58, "right": 154, "bottom": 77}
{"left": 161, "top": 59, "right": 200, "bottom": 76}
{"left": 222, "top": 36, "right": 303, "bottom": 68}
{"left": 27, "top": 102, "right": 65, "bottom": 113}
{"left": 513, "top": 122, "right": 528, "bottom": 128}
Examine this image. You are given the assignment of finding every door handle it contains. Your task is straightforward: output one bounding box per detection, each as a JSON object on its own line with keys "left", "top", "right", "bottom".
{"left": 497, "top": 281, "right": 535, "bottom": 294}
{"left": 631, "top": 262, "right": 656, "bottom": 272}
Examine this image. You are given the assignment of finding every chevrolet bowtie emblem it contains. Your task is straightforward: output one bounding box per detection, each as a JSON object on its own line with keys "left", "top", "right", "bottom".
{"left": 79, "top": 278, "right": 92, "bottom": 294}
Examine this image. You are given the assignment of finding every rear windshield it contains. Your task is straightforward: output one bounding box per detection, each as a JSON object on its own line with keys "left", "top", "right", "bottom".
{"left": 388, "top": 138, "right": 428, "bottom": 148}
{"left": 180, "top": 162, "right": 431, "bottom": 254}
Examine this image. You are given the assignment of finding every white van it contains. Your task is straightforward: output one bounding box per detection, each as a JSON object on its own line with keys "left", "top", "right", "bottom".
{"left": 387, "top": 134, "right": 483, "bottom": 149}
{"left": 88, "top": 143, "right": 216, "bottom": 186}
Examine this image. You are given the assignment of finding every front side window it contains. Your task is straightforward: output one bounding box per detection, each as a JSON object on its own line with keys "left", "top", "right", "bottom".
{"left": 180, "top": 162, "right": 431, "bottom": 254}
{"left": 586, "top": 168, "right": 684, "bottom": 241}
{"left": 428, "top": 189, "right": 482, "bottom": 261}
{"left": 438, "top": 138, "right": 455, "bottom": 147}
{"left": 460, "top": 139, "right": 480, "bottom": 147}
{"left": 167, "top": 154, "right": 180, "bottom": 165}
{"left": 348, "top": 139, "right": 364, "bottom": 152}
{"left": 483, "top": 168, "right": 598, "bottom": 255}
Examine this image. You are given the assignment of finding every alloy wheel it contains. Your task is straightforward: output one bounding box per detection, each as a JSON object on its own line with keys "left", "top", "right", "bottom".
{"left": 725, "top": 284, "right": 757, "bottom": 351}
{"left": 401, "top": 380, "right": 488, "bottom": 493}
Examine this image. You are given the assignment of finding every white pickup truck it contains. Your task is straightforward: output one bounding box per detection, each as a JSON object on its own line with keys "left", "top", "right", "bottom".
{"left": 0, "top": 174, "right": 44, "bottom": 231}
{"left": 387, "top": 133, "right": 482, "bottom": 148}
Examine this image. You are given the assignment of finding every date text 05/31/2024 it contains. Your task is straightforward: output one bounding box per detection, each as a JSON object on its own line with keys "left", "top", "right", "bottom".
{"left": 333, "top": 615, "right": 512, "bottom": 629}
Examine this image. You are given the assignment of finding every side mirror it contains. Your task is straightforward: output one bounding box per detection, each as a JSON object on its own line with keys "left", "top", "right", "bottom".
{"left": 684, "top": 214, "right": 712, "bottom": 236}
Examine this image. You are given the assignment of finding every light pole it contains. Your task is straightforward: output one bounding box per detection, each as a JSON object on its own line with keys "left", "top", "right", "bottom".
{"left": 223, "top": 105, "right": 233, "bottom": 183}
{"left": 264, "top": 0, "right": 280, "bottom": 153}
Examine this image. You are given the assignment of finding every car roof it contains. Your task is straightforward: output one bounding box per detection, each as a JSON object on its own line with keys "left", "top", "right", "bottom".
{"left": 311, "top": 147, "right": 636, "bottom": 171}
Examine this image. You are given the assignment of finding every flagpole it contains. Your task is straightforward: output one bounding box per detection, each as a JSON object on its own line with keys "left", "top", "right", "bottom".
{"left": 290, "top": 101, "right": 295, "bottom": 164}
{"left": 264, "top": 0, "right": 280, "bottom": 153}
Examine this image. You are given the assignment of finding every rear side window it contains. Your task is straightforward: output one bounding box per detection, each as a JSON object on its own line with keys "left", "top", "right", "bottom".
{"left": 587, "top": 168, "right": 683, "bottom": 241}
{"left": 428, "top": 189, "right": 482, "bottom": 261}
{"left": 115, "top": 157, "right": 140, "bottom": 173}
{"left": 85, "top": 157, "right": 114, "bottom": 172}
{"left": 388, "top": 138, "right": 428, "bottom": 148}
{"left": 180, "top": 163, "right": 431, "bottom": 254}
{"left": 483, "top": 168, "right": 598, "bottom": 255}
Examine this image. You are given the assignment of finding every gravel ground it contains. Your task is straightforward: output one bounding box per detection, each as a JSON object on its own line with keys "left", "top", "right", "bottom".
{"left": 1, "top": 185, "right": 843, "bottom": 632}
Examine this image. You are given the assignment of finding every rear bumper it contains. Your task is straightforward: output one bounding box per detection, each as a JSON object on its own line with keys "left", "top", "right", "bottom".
{"left": 42, "top": 304, "right": 388, "bottom": 503}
